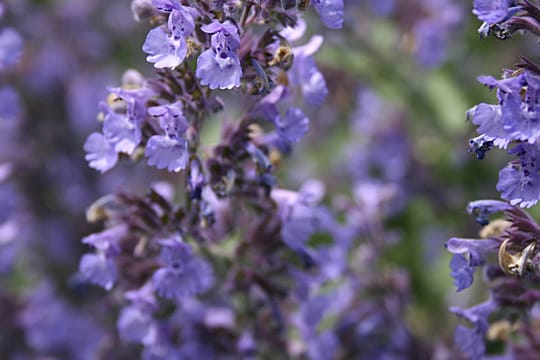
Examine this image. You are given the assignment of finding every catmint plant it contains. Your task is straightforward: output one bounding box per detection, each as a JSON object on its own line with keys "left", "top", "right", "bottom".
{"left": 77, "top": 0, "right": 347, "bottom": 357}
{"left": 448, "top": 1, "right": 540, "bottom": 359}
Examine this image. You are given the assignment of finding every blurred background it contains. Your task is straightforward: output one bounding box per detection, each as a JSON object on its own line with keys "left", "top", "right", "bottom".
{"left": 2, "top": 0, "right": 539, "bottom": 358}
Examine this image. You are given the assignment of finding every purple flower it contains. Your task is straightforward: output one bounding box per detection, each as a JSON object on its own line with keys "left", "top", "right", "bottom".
{"left": 466, "top": 199, "right": 512, "bottom": 225}
{"left": 0, "top": 85, "right": 21, "bottom": 125}
{"left": 445, "top": 236, "right": 500, "bottom": 291}
{"left": 167, "top": 5, "right": 198, "bottom": 39}
{"left": 272, "top": 186, "right": 324, "bottom": 251}
{"left": 446, "top": 237, "right": 500, "bottom": 266}
{"left": 450, "top": 300, "right": 497, "bottom": 360}
{"left": 79, "top": 225, "right": 126, "bottom": 290}
{"left": 454, "top": 325, "right": 486, "bottom": 360}
{"left": 145, "top": 136, "right": 189, "bottom": 172}
{"left": 469, "top": 103, "right": 508, "bottom": 148}
{"left": 82, "top": 224, "right": 126, "bottom": 254}
{"left": 143, "top": 27, "right": 187, "bottom": 69}
{"left": 20, "top": 283, "right": 105, "bottom": 359}
{"left": 117, "top": 305, "right": 158, "bottom": 345}
{"left": 449, "top": 253, "right": 474, "bottom": 292}
{"left": 497, "top": 143, "right": 540, "bottom": 208}
{"left": 196, "top": 21, "right": 242, "bottom": 89}
{"left": 276, "top": 108, "right": 310, "bottom": 144}
{"left": 145, "top": 101, "right": 189, "bottom": 172}
{"left": 79, "top": 253, "right": 118, "bottom": 290}
{"left": 0, "top": 27, "right": 23, "bottom": 71}
{"left": 473, "top": 0, "right": 511, "bottom": 24}
{"left": 312, "top": 0, "right": 344, "bottom": 29}
{"left": 83, "top": 132, "right": 118, "bottom": 173}
{"left": 151, "top": 236, "right": 213, "bottom": 300}
{"left": 102, "top": 108, "right": 141, "bottom": 155}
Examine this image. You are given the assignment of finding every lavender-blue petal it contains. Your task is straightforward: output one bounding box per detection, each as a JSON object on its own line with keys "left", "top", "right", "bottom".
{"left": 168, "top": 6, "right": 196, "bottom": 38}
{"left": 278, "top": 108, "right": 309, "bottom": 144}
{"left": 470, "top": 103, "right": 509, "bottom": 147}
{"left": 83, "top": 132, "right": 118, "bottom": 173}
{"left": 297, "top": 55, "right": 328, "bottom": 106}
{"left": 152, "top": 0, "right": 180, "bottom": 12}
{"left": 143, "top": 27, "right": 187, "bottom": 69}
{"left": 473, "top": 0, "right": 510, "bottom": 24}
{"left": 81, "top": 224, "right": 126, "bottom": 254}
{"left": 450, "top": 253, "right": 474, "bottom": 292}
{"left": 145, "top": 135, "right": 188, "bottom": 172}
{"left": 312, "top": 0, "right": 344, "bottom": 29}
{"left": 454, "top": 325, "right": 485, "bottom": 360}
{"left": 117, "top": 305, "right": 158, "bottom": 345}
{"left": 152, "top": 259, "right": 213, "bottom": 299}
{"left": 103, "top": 110, "right": 141, "bottom": 155}
{"left": 196, "top": 48, "right": 242, "bottom": 90}
{"left": 79, "top": 253, "right": 117, "bottom": 290}
{"left": 445, "top": 237, "right": 500, "bottom": 266}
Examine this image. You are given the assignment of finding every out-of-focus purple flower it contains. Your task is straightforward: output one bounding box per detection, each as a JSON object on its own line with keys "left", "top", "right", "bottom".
{"left": 196, "top": 21, "right": 242, "bottom": 89}
{"left": 272, "top": 182, "right": 327, "bottom": 252}
{"left": 367, "top": 0, "right": 395, "bottom": 15}
{"left": 282, "top": 26, "right": 328, "bottom": 106}
{"left": 312, "top": 0, "right": 344, "bottom": 29}
{"left": 450, "top": 300, "right": 497, "bottom": 360}
{"left": 413, "top": 20, "right": 448, "bottom": 68}
{"left": 83, "top": 132, "right": 118, "bottom": 173}
{"left": 0, "top": 27, "right": 23, "bottom": 71}
{"left": 143, "top": 27, "right": 187, "bottom": 69}
{"left": 117, "top": 305, "right": 158, "bottom": 345}
{"left": 79, "top": 224, "right": 126, "bottom": 290}
{"left": 152, "top": 235, "right": 213, "bottom": 300}
{"left": 67, "top": 71, "right": 112, "bottom": 134}
{"left": 454, "top": 325, "right": 486, "bottom": 360}
{"left": 79, "top": 253, "right": 118, "bottom": 290}
{"left": 276, "top": 108, "right": 310, "bottom": 144}
{"left": 20, "top": 283, "right": 105, "bottom": 359}
{"left": 0, "top": 86, "right": 21, "bottom": 124}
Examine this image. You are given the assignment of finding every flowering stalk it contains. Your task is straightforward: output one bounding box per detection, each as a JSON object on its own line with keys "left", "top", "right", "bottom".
{"left": 78, "top": 0, "right": 347, "bottom": 357}
{"left": 448, "top": 1, "right": 540, "bottom": 358}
